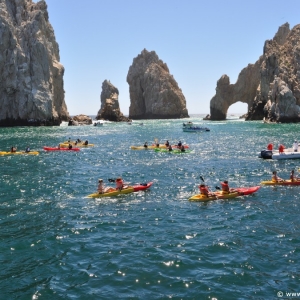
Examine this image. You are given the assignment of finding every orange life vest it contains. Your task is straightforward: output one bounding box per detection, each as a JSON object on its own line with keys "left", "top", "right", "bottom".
{"left": 221, "top": 182, "right": 229, "bottom": 193}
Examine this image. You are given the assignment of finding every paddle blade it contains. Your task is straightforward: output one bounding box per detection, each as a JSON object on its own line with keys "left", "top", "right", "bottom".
{"left": 200, "top": 176, "right": 204, "bottom": 182}
{"left": 108, "top": 179, "right": 115, "bottom": 182}
{"left": 215, "top": 186, "right": 221, "bottom": 190}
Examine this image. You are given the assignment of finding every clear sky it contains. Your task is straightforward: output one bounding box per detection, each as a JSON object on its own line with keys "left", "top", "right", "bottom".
{"left": 46, "top": 0, "right": 300, "bottom": 116}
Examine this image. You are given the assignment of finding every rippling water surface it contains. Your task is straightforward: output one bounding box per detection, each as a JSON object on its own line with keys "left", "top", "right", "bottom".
{"left": 1, "top": 116, "right": 300, "bottom": 299}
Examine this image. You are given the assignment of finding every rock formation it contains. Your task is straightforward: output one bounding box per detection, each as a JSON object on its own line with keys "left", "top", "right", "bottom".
{"left": 68, "top": 114, "right": 92, "bottom": 126}
{"left": 0, "top": 0, "right": 69, "bottom": 126}
{"left": 208, "top": 23, "right": 300, "bottom": 122}
{"left": 96, "top": 80, "right": 129, "bottom": 122}
{"left": 127, "top": 49, "right": 189, "bottom": 119}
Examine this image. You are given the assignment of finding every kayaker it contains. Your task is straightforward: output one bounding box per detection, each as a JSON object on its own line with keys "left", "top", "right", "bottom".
{"left": 165, "top": 140, "right": 170, "bottom": 147}
{"left": 272, "top": 171, "right": 283, "bottom": 182}
{"left": 221, "top": 180, "right": 230, "bottom": 193}
{"left": 199, "top": 184, "right": 210, "bottom": 197}
{"left": 168, "top": 145, "right": 173, "bottom": 151}
{"left": 10, "top": 146, "right": 17, "bottom": 153}
{"left": 74, "top": 140, "right": 78, "bottom": 145}
{"left": 97, "top": 179, "right": 105, "bottom": 194}
{"left": 68, "top": 144, "right": 73, "bottom": 149}
{"left": 178, "top": 141, "right": 182, "bottom": 147}
{"left": 68, "top": 137, "right": 71, "bottom": 142}
{"left": 84, "top": 140, "right": 89, "bottom": 145}
{"left": 77, "top": 138, "right": 82, "bottom": 143}
{"left": 144, "top": 142, "right": 148, "bottom": 149}
{"left": 116, "top": 177, "right": 127, "bottom": 190}
{"left": 290, "top": 170, "right": 299, "bottom": 182}
{"left": 293, "top": 140, "right": 298, "bottom": 152}
{"left": 180, "top": 145, "right": 185, "bottom": 152}
{"left": 25, "top": 146, "right": 30, "bottom": 153}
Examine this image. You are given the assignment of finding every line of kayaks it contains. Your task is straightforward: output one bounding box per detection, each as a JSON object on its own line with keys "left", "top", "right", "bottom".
{"left": 154, "top": 148, "right": 193, "bottom": 154}
{"left": 87, "top": 182, "right": 153, "bottom": 198}
{"left": 130, "top": 144, "right": 189, "bottom": 150}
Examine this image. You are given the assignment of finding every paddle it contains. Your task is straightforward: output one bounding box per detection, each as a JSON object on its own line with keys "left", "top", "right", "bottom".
{"left": 108, "top": 178, "right": 116, "bottom": 182}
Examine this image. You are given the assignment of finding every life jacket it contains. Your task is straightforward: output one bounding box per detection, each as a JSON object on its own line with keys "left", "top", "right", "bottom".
{"left": 278, "top": 144, "right": 284, "bottom": 153}
{"left": 221, "top": 182, "right": 229, "bottom": 193}
{"left": 116, "top": 180, "right": 124, "bottom": 190}
{"left": 199, "top": 185, "right": 209, "bottom": 195}
{"left": 267, "top": 143, "right": 273, "bottom": 150}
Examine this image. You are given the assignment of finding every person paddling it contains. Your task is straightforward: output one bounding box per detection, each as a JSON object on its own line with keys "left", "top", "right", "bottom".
{"left": 11, "top": 146, "right": 17, "bottom": 153}
{"left": 221, "top": 180, "right": 230, "bottom": 193}
{"left": 272, "top": 171, "right": 283, "bottom": 182}
{"left": 116, "top": 177, "right": 128, "bottom": 190}
{"left": 290, "top": 170, "right": 299, "bottom": 182}
{"left": 97, "top": 179, "right": 105, "bottom": 194}
{"left": 199, "top": 184, "right": 212, "bottom": 197}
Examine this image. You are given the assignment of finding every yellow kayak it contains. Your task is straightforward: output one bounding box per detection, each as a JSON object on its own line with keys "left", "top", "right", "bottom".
{"left": 87, "top": 187, "right": 135, "bottom": 198}
{"left": 0, "top": 151, "right": 39, "bottom": 155}
{"left": 60, "top": 142, "right": 94, "bottom": 147}
{"left": 261, "top": 180, "right": 300, "bottom": 186}
{"left": 130, "top": 144, "right": 166, "bottom": 150}
{"left": 189, "top": 191, "right": 240, "bottom": 202}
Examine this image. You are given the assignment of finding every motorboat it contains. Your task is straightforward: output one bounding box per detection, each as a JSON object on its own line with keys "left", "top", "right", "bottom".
{"left": 183, "top": 122, "right": 210, "bottom": 132}
{"left": 259, "top": 147, "right": 300, "bottom": 160}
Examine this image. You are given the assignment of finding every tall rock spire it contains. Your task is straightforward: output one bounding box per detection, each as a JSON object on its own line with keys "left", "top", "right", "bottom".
{"left": 0, "top": 0, "right": 69, "bottom": 126}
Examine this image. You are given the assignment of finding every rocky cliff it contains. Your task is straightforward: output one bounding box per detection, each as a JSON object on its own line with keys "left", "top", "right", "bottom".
{"left": 209, "top": 23, "right": 300, "bottom": 122}
{"left": 96, "top": 80, "right": 129, "bottom": 122}
{"left": 127, "top": 49, "right": 189, "bottom": 119}
{"left": 0, "top": 0, "right": 69, "bottom": 126}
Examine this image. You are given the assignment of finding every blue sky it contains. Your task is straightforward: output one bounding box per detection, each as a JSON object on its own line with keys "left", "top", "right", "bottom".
{"left": 46, "top": 0, "right": 300, "bottom": 116}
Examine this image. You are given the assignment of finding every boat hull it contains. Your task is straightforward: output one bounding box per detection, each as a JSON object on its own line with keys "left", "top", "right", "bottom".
{"left": 261, "top": 180, "right": 300, "bottom": 186}
{"left": 87, "top": 182, "right": 153, "bottom": 198}
{"left": 189, "top": 186, "right": 260, "bottom": 202}
{"left": 43, "top": 146, "right": 80, "bottom": 151}
{"left": 0, "top": 151, "right": 39, "bottom": 155}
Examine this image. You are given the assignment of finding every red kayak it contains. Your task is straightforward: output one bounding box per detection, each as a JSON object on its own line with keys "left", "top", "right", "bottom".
{"left": 133, "top": 182, "right": 153, "bottom": 191}
{"left": 235, "top": 186, "right": 260, "bottom": 195}
{"left": 43, "top": 146, "right": 80, "bottom": 151}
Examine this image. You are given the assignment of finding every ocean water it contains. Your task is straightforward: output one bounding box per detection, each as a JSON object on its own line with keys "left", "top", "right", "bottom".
{"left": 1, "top": 115, "right": 300, "bottom": 299}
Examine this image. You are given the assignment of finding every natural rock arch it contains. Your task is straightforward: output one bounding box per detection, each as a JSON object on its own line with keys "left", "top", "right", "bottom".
{"left": 209, "top": 58, "right": 262, "bottom": 120}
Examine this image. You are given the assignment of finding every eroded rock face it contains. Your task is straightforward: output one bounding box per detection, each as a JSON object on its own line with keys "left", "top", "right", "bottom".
{"left": 69, "top": 114, "right": 92, "bottom": 126}
{"left": 127, "top": 49, "right": 189, "bottom": 119}
{"left": 209, "top": 22, "right": 300, "bottom": 122}
{"left": 263, "top": 77, "right": 300, "bottom": 122}
{"left": 96, "top": 80, "right": 129, "bottom": 122}
{"left": 209, "top": 59, "right": 262, "bottom": 120}
{"left": 0, "top": 0, "right": 69, "bottom": 126}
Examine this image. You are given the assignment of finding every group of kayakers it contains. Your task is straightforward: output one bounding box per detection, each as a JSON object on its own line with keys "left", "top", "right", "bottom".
{"left": 143, "top": 140, "right": 186, "bottom": 152}
{"left": 10, "top": 146, "right": 30, "bottom": 153}
{"left": 272, "top": 170, "right": 300, "bottom": 182}
{"left": 199, "top": 180, "right": 232, "bottom": 197}
{"left": 97, "top": 177, "right": 128, "bottom": 194}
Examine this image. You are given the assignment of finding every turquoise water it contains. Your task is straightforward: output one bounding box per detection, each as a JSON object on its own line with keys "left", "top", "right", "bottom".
{"left": 1, "top": 115, "right": 300, "bottom": 299}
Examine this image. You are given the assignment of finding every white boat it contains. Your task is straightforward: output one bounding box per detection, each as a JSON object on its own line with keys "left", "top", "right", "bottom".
{"left": 183, "top": 122, "right": 210, "bottom": 132}
{"left": 259, "top": 148, "right": 300, "bottom": 159}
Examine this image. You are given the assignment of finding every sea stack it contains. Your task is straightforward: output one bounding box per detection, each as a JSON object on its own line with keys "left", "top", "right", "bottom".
{"left": 127, "top": 49, "right": 189, "bottom": 119}
{"left": 0, "top": 0, "right": 69, "bottom": 126}
{"left": 208, "top": 23, "right": 300, "bottom": 123}
{"left": 96, "top": 80, "right": 130, "bottom": 122}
